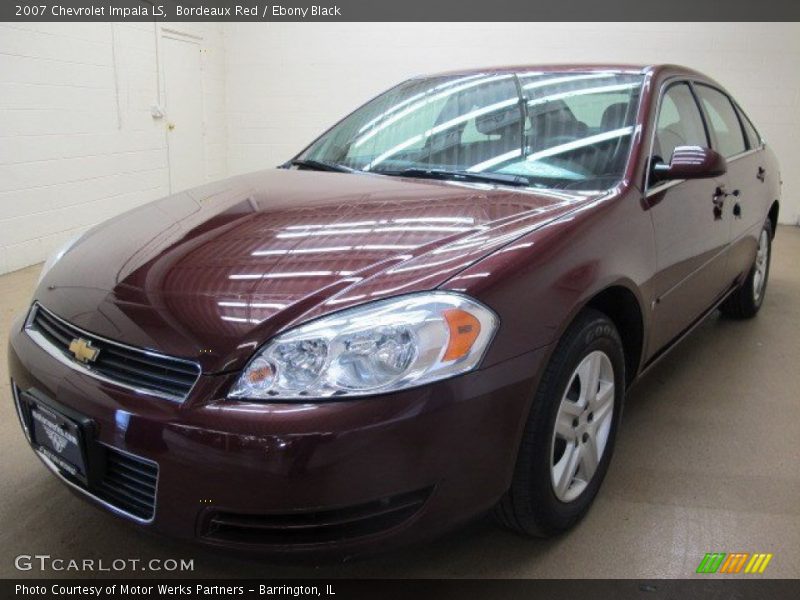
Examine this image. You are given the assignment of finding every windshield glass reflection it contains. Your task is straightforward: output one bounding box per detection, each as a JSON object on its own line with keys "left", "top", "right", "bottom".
{"left": 299, "top": 70, "right": 643, "bottom": 191}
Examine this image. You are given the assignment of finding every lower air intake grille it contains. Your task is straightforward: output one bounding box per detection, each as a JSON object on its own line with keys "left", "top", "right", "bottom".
{"left": 95, "top": 446, "right": 158, "bottom": 521}
{"left": 203, "top": 487, "right": 432, "bottom": 546}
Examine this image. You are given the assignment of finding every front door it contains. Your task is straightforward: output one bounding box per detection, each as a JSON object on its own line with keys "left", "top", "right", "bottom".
{"left": 646, "top": 81, "right": 732, "bottom": 353}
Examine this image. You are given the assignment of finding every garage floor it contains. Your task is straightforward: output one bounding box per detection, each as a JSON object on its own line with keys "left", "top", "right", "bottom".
{"left": 1, "top": 226, "right": 798, "bottom": 579}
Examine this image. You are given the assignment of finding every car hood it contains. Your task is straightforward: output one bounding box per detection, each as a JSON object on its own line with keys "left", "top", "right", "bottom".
{"left": 37, "top": 168, "right": 601, "bottom": 373}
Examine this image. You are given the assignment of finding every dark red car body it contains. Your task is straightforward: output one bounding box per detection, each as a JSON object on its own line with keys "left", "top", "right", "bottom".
{"left": 8, "top": 64, "right": 781, "bottom": 556}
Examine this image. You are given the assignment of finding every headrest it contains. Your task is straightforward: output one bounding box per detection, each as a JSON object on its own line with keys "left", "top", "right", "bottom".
{"left": 475, "top": 104, "right": 522, "bottom": 135}
{"left": 601, "top": 103, "right": 629, "bottom": 129}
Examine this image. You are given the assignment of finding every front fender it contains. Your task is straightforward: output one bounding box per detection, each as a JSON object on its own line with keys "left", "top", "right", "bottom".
{"left": 440, "top": 187, "right": 656, "bottom": 372}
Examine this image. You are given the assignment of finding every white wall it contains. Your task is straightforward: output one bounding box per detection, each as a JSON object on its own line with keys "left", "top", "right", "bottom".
{"left": 224, "top": 22, "right": 800, "bottom": 225}
{"left": 2, "top": 22, "right": 798, "bottom": 275}
{"left": 0, "top": 21, "right": 226, "bottom": 275}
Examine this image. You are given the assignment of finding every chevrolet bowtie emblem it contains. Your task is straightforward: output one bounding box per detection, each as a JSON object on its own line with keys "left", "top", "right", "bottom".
{"left": 68, "top": 338, "right": 100, "bottom": 364}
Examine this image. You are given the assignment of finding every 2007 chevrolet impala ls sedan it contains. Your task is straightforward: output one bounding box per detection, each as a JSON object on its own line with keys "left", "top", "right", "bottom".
{"left": 9, "top": 64, "right": 780, "bottom": 556}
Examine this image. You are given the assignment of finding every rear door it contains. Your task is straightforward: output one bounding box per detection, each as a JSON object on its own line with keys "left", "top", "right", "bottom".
{"left": 694, "top": 84, "right": 766, "bottom": 284}
{"left": 646, "top": 81, "right": 731, "bottom": 353}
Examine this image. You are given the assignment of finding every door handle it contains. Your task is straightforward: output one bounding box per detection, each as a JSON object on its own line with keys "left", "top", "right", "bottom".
{"left": 757, "top": 166, "right": 766, "bottom": 182}
{"left": 712, "top": 186, "right": 727, "bottom": 220}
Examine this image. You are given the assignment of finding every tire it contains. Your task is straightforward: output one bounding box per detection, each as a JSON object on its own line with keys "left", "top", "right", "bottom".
{"left": 494, "top": 309, "right": 625, "bottom": 537}
{"left": 719, "top": 219, "right": 773, "bottom": 319}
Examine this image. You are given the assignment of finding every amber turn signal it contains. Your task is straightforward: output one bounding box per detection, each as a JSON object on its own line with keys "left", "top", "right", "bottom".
{"left": 443, "top": 308, "right": 482, "bottom": 361}
{"left": 247, "top": 362, "right": 273, "bottom": 384}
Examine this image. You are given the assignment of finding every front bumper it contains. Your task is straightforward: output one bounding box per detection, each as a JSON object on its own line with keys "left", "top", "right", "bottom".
{"left": 8, "top": 314, "right": 548, "bottom": 556}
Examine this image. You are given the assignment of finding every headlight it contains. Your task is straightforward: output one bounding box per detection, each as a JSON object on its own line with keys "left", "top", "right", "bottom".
{"left": 228, "top": 292, "right": 499, "bottom": 400}
{"left": 38, "top": 233, "right": 83, "bottom": 285}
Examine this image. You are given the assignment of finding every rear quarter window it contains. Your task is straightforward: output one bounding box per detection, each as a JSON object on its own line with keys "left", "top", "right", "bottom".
{"left": 735, "top": 104, "right": 762, "bottom": 149}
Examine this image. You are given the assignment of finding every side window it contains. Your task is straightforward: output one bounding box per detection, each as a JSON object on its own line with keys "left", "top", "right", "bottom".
{"left": 695, "top": 85, "right": 747, "bottom": 158}
{"left": 654, "top": 83, "right": 708, "bottom": 166}
{"left": 736, "top": 104, "right": 762, "bottom": 149}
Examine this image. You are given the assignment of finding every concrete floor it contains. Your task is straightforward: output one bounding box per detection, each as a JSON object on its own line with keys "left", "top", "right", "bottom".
{"left": 1, "top": 226, "right": 798, "bottom": 579}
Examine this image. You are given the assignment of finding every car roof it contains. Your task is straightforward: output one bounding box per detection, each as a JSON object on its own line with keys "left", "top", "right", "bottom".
{"left": 419, "top": 64, "right": 699, "bottom": 79}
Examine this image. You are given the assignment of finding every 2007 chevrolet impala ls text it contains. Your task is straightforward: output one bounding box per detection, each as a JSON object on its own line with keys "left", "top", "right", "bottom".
{"left": 8, "top": 64, "right": 780, "bottom": 556}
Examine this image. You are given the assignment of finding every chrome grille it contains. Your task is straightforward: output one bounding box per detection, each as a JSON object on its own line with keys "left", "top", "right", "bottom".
{"left": 26, "top": 304, "right": 201, "bottom": 402}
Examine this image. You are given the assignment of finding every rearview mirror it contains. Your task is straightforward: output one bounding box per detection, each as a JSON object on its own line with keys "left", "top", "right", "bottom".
{"left": 651, "top": 146, "right": 727, "bottom": 183}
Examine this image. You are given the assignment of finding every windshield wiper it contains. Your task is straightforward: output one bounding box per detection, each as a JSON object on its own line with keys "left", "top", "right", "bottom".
{"left": 373, "top": 168, "right": 530, "bottom": 187}
{"left": 285, "top": 159, "right": 356, "bottom": 173}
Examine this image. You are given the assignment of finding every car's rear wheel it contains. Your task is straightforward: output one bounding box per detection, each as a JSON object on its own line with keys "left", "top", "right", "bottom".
{"left": 719, "top": 219, "right": 773, "bottom": 319}
{"left": 494, "top": 309, "right": 625, "bottom": 537}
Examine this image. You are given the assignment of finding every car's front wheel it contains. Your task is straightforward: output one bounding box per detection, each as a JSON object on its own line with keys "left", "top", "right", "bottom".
{"left": 494, "top": 309, "right": 625, "bottom": 537}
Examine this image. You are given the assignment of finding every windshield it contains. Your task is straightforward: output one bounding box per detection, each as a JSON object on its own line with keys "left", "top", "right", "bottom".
{"left": 298, "top": 71, "right": 643, "bottom": 191}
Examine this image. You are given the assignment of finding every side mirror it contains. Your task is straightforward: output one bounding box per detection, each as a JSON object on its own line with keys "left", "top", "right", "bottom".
{"left": 651, "top": 146, "right": 727, "bottom": 183}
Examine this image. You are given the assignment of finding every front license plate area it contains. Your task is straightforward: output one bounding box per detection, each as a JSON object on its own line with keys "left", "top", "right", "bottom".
{"left": 17, "top": 390, "right": 97, "bottom": 486}
{"left": 30, "top": 403, "right": 87, "bottom": 481}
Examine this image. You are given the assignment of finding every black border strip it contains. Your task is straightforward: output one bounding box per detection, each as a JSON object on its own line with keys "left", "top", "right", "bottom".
{"left": 4, "top": 579, "right": 800, "bottom": 599}
{"left": 2, "top": 0, "right": 800, "bottom": 22}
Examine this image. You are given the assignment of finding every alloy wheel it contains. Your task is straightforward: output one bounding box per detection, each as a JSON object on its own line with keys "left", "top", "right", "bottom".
{"left": 753, "top": 229, "right": 769, "bottom": 302}
{"left": 550, "top": 350, "right": 615, "bottom": 503}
